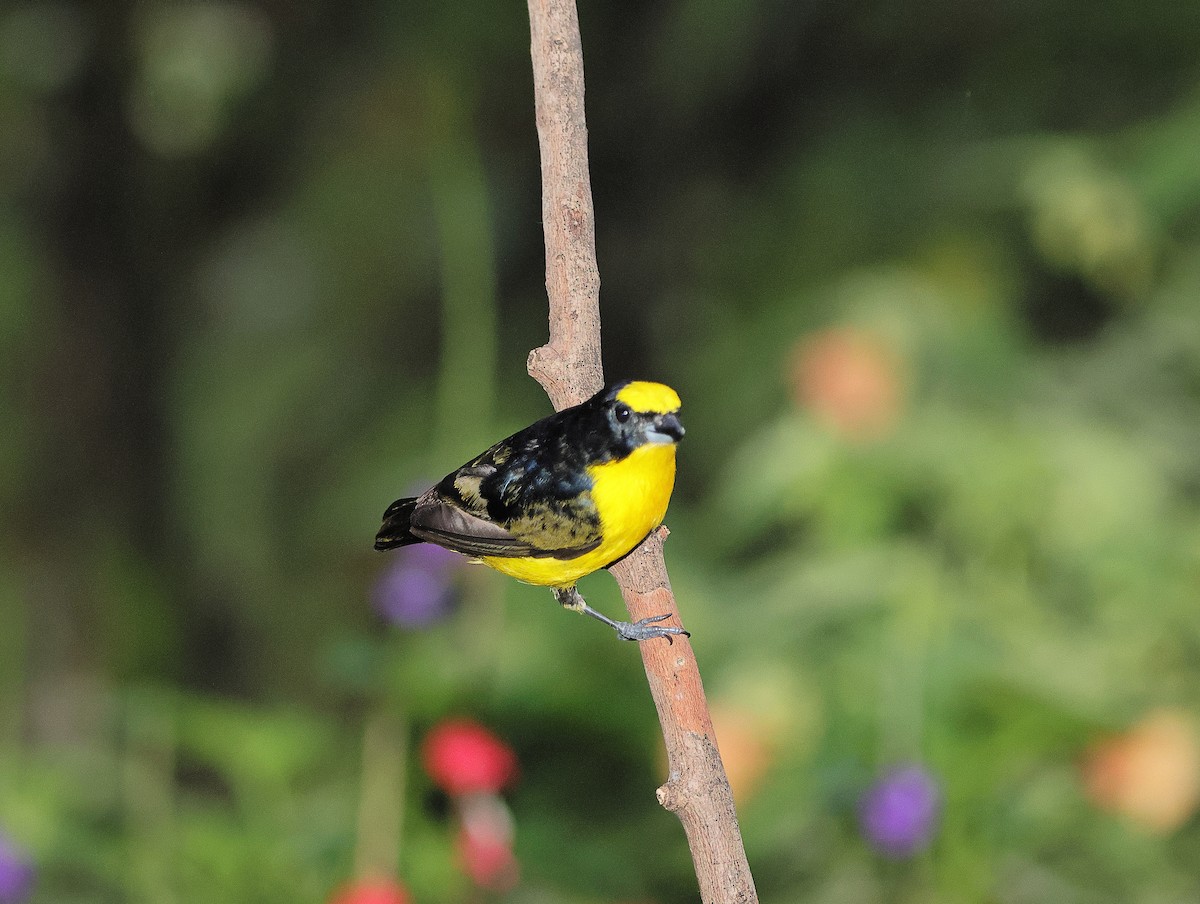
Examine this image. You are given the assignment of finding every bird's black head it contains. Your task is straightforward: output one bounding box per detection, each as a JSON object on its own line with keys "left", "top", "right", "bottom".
{"left": 587, "top": 380, "right": 685, "bottom": 456}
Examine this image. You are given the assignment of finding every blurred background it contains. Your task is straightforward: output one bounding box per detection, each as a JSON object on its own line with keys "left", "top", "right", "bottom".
{"left": 4, "top": 0, "right": 1200, "bottom": 901}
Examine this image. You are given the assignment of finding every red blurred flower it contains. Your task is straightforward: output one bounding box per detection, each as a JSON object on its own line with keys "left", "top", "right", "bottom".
{"left": 328, "top": 878, "right": 411, "bottom": 904}
{"left": 1082, "top": 708, "right": 1200, "bottom": 833}
{"left": 790, "top": 327, "right": 904, "bottom": 440}
{"left": 422, "top": 719, "right": 518, "bottom": 796}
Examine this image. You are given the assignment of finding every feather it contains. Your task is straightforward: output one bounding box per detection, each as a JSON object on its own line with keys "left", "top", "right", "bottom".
{"left": 409, "top": 495, "right": 600, "bottom": 560}
{"left": 374, "top": 497, "right": 421, "bottom": 550}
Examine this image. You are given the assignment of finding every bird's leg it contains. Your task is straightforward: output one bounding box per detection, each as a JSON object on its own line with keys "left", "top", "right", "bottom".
{"left": 552, "top": 586, "right": 690, "bottom": 643}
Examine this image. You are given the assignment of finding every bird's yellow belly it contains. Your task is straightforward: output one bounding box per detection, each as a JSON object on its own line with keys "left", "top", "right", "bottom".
{"left": 481, "top": 443, "right": 677, "bottom": 587}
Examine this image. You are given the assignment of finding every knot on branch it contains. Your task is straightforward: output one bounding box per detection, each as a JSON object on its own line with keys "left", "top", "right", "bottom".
{"left": 655, "top": 779, "right": 683, "bottom": 812}
{"left": 654, "top": 730, "right": 734, "bottom": 815}
{"left": 528, "top": 343, "right": 603, "bottom": 409}
{"left": 527, "top": 344, "right": 562, "bottom": 382}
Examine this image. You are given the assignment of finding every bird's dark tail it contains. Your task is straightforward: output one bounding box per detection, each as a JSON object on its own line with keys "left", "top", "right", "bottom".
{"left": 374, "top": 497, "right": 421, "bottom": 550}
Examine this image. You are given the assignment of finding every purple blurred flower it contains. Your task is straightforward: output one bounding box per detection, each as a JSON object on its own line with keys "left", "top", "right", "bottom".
{"left": 0, "top": 835, "right": 34, "bottom": 904}
{"left": 859, "top": 764, "right": 941, "bottom": 858}
{"left": 373, "top": 542, "right": 464, "bottom": 628}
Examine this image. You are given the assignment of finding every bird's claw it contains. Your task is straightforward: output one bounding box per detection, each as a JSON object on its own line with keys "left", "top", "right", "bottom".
{"left": 556, "top": 588, "right": 690, "bottom": 643}
{"left": 613, "top": 613, "right": 691, "bottom": 643}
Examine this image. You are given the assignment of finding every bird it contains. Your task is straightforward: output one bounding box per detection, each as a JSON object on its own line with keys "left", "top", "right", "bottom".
{"left": 375, "top": 380, "right": 688, "bottom": 642}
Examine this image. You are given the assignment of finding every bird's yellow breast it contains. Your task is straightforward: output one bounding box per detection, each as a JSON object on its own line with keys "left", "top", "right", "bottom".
{"left": 481, "top": 442, "right": 677, "bottom": 587}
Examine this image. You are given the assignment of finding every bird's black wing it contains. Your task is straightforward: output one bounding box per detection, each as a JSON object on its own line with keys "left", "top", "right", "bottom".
{"left": 407, "top": 424, "right": 603, "bottom": 560}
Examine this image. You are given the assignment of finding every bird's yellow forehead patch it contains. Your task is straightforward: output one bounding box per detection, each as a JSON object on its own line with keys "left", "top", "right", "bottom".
{"left": 616, "top": 381, "right": 681, "bottom": 414}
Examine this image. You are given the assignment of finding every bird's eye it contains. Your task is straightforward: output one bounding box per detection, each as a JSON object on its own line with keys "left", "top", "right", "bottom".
{"left": 614, "top": 403, "right": 632, "bottom": 423}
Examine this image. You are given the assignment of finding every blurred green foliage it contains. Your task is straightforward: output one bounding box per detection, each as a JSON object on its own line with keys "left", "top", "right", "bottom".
{"left": 4, "top": 0, "right": 1200, "bottom": 901}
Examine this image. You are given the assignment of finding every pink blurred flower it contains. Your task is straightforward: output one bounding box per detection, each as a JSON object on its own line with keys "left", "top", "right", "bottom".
{"left": 456, "top": 793, "right": 518, "bottom": 891}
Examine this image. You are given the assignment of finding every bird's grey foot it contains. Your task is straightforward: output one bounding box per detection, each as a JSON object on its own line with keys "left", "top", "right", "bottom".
{"left": 552, "top": 587, "right": 690, "bottom": 643}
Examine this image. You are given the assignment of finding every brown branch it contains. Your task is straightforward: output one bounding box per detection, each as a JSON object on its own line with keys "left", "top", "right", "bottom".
{"left": 526, "top": 2, "right": 759, "bottom": 901}
{"left": 525, "top": 0, "right": 604, "bottom": 410}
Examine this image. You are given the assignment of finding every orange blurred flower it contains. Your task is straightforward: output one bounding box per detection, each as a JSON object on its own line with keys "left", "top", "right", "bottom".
{"left": 1081, "top": 708, "right": 1200, "bottom": 833}
{"left": 790, "top": 327, "right": 904, "bottom": 441}
{"left": 710, "top": 705, "right": 776, "bottom": 802}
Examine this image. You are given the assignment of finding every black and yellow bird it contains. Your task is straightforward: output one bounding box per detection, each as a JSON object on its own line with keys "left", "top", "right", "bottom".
{"left": 374, "top": 380, "right": 688, "bottom": 641}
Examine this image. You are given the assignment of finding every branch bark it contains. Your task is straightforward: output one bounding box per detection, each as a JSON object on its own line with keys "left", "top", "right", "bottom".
{"left": 525, "top": 0, "right": 603, "bottom": 409}
{"left": 526, "top": 2, "right": 759, "bottom": 901}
